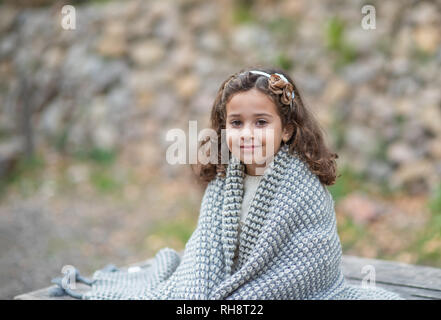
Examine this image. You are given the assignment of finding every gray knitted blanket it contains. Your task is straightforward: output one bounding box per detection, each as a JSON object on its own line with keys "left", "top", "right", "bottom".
{"left": 60, "top": 144, "right": 402, "bottom": 299}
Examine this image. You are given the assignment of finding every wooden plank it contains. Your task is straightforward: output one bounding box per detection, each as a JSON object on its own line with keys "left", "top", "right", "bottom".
{"left": 341, "top": 255, "right": 441, "bottom": 300}
{"left": 344, "top": 278, "right": 440, "bottom": 300}
{"left": 14, "top": 259, "right": 154, "bottom": 301}
{"left": 14, "top": 255, "right": 441, "bottom": 300}
{"left": 14, "top": 283, "right": 91, "bottom": 300}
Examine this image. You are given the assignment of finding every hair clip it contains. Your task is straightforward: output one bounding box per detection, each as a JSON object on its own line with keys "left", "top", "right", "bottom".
{"left": 249, "top": 70, "right": 295, "bottom": 112}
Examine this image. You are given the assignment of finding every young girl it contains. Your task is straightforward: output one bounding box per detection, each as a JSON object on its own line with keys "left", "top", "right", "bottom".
{"left": 52, "top": 67, "right": 402, "bottom": 300}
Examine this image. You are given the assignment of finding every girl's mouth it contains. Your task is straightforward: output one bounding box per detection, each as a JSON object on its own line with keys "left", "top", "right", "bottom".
{"left": 240, "top": 145, "right": 261, "bottom": 150}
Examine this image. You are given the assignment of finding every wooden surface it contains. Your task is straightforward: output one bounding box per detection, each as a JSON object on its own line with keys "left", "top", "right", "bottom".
{"left": 341, "top": 255, "right": 441, "bottom": 300}
{"left": 14, "top": 255, "right": 441, "bottom": 300}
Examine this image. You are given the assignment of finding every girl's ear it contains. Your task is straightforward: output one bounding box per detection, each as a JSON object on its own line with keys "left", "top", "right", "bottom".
{"left": 282, "top": 124, "right": 294, "bottom": 142}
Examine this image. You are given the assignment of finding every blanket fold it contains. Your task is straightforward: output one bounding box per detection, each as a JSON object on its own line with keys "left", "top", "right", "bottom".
{"left": 55, "top": 144, "right": 403, "bottom": 300}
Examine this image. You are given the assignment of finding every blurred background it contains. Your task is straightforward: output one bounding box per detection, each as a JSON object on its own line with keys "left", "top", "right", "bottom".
{"left": 0, "top": 0, "right": 440, "bottom": 299}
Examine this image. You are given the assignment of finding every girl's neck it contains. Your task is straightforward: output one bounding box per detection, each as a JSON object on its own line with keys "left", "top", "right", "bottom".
{"left": 245, "top": 163, "right": 266, "bottom": 176}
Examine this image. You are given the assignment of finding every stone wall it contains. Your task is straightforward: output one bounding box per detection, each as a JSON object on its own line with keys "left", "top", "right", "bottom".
{"left": 0, "top": 0, "right": 440, "bottom": 193}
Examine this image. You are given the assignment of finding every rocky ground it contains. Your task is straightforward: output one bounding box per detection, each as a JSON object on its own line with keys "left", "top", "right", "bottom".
{"left": 0, "top": 154, "right": 204, "bottom": 299}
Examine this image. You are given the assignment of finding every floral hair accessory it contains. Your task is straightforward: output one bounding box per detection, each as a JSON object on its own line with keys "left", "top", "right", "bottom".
{"left": 249, "top": 70, "right": 295, "bottom": 113}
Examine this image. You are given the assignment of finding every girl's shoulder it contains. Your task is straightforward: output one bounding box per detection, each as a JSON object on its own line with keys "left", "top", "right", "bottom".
{"left": 203, "top": 174, "right": 225, "bottom": 195}
{"left": 285, "top": 152, "right": 331, "bottom": 197}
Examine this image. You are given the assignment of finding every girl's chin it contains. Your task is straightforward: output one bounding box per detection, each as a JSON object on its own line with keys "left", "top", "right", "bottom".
{"left": 238, "top": 155, "right": 269, "bottom": 165}
{"left": 229, "top": 147, "right": 272, "bottom": 163}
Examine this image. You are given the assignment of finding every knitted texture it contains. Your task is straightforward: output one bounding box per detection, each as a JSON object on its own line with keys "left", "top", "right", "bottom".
{"left": 239, "top": 174, "right": 263, "bottom": 224}
{"left": 80, "top": 144, "right": 402, "bottom": 300}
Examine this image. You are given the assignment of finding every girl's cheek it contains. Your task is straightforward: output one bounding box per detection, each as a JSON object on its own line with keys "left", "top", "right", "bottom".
{"left": 225, "top": 130, "right": 236, "bottom": 149}
{"left": 255, "top": 128, "right": 266, "bottom": 144}
{"left": 256, "top": 128, "right": 273, "bottom": 144}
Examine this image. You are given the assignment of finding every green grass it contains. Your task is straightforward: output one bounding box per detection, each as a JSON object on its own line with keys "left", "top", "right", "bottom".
{"left": 337, "top": 215, "right": 368, "bottom": 252}
{"left": 0, "top": 127, "right": 10, "bottom": 141}
{"left": 89, "top": 167, "right": 123, "bottom": 194}
{"left": 232, "top": 0, "right": 255, "bottom": 25}
{"left": 54, "top": 128, "right": 70, "bottom": 153}
{"left": 328, "top": 165, "right": 368, "bottom": 204}
{"left": 428, "top": 183, "right": 441, "bottom": 215}
{"left": 325, "top": 17, "right": 345, "bottom": 51}
{"left": 74, "top": 147, "right": 117, "bottom": 166}
{"left": 337, "top": 180, "right": 441, "bottom": 268}
{"left": 324, "top": 17, "right": 357, "bottom": 69}
{"left": 371, "top": 138, "right": 389, "bottom": 162}
{"left": 150, "top": 220, "right": 195, "bottom": 246}
{"left": 0, "top": 146, "right": 122, "bottom": 198}
{"left": 72, "top": 147, "right": 122, "bottom": 195}
{"left": 376, "top": 36, "right": 392, "bottom": 58}
{"left": 395, "top": 114, "right": 406, "bottom": 125}
{"left": 143, "top": 194, "right": 200, "bottom": 253}
{"left": 274, "top": 52, "right": 293, "bottom": 70}
{"left": 412, "top": 46, "right": 435, "bottom": 64}
{"left": 329, "top": 115, "right": 346, "bottom": 150}
{"left": 412, "top": 183, "right": 441, "bottom": 266}
{"left": 267, "top": 17, "right": 297, "bottom": 41}
{"left": 0, "top": 153, "right": 46, "bottom": 199}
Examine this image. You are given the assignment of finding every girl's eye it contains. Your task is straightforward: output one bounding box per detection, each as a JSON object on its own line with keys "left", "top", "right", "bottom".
{"left": 229, "top": 120, "right": 267, "bottom": 127}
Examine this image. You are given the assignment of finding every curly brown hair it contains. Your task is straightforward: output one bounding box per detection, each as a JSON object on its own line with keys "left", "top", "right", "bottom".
{"left": 192, "top": 66, "right": 339, "bottom": 186}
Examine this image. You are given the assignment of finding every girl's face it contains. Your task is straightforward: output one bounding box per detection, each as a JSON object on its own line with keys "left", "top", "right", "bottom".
{"left": 225, "top": 88, "right": 292, "bottom": 176}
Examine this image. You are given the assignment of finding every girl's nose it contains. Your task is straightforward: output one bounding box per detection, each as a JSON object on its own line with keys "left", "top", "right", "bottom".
{"left": 240, "top": 125, "right": 254, "bottom": 141}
